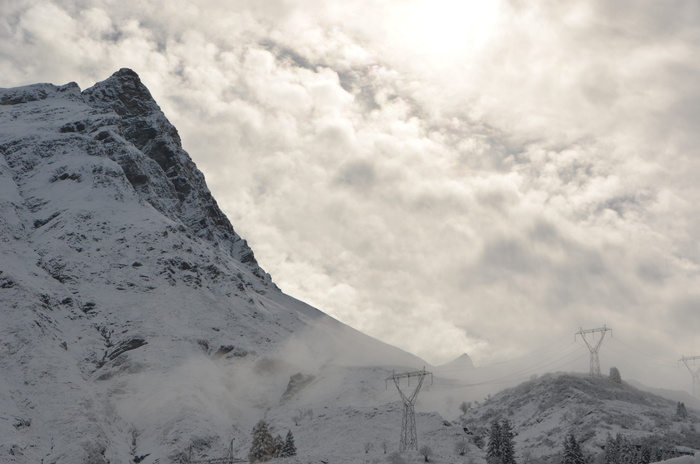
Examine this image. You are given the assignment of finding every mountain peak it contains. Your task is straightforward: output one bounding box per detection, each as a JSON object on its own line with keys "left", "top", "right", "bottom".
{"left": 114, "top": 67, "right": 140, "bottom": 78}
{"left": 82, "top": 69, "right": 264, "bottom": 272}
{"left": 440, "top": 352, "right": 474, "bottom": 369}
{"left": 82, "top": 67, "right": 157, "bottom": 117}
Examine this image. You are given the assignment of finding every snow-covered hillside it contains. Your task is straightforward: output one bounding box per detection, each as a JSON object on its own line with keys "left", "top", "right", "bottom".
{"left": 0, "top": 69, "right": 425, "bottom": 463}
{"left": 462, "top": 372, "right": 700, "bottom": 463}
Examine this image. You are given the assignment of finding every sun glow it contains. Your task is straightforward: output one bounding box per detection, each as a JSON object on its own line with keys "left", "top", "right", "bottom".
{"left": 405, "top": 0, "right": 501, "bottom": 57}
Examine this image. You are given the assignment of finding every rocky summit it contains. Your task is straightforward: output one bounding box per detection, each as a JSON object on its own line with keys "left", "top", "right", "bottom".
{"left": 0, "top": 69, "right": 421, "bottom": 464}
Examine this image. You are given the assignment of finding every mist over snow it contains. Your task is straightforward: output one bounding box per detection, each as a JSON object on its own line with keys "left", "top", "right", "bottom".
{"left": 2, "top": 0, "right": 700, "bottom": 392}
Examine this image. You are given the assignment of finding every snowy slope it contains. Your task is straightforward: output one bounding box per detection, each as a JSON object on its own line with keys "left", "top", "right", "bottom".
{"left": 651, "top": 454, "right": 700, "bottom": 464}
{"left": 461, "top": 372, "right": 700, "bottom": 462}
{"left": 0, "top": 70, "right": 425, "bottom": 464}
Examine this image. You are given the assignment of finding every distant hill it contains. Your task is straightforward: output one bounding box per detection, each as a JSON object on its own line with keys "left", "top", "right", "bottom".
{"left": 439, "top": 352, "right": 474, "bottom": 370}
{"left": 627, "top": 379, "right": 700, "bottom": 411}
{"left": 461, "top": 372, "right": 700, "bottom": 462}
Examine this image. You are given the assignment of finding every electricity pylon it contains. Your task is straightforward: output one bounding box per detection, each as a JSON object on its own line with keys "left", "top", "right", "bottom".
{"left": 680, "top": 355, "right": 700, "bottom": 398}
{"left": 386, "top": 368, "right": 432, "bottom": 452}
{"left": 575, "top": 325, "right": 612, "bottom": 378}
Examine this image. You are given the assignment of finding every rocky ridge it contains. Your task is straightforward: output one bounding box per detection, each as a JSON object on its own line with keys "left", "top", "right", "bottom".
{"left": 0, "top": 69, "right": 422, "bottom": 464}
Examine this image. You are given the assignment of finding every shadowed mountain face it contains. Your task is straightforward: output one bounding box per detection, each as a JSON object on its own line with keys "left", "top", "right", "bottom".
{"left": 0, "top": 69, "right": 422, "bottom": 464}
{"left": 80, "top": 69, "right": 262, "bottom": 267}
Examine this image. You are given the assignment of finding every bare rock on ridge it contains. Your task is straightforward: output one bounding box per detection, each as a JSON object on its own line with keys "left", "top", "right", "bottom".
{"left": 82, "top": 68, "right": 263, "bottom": 271}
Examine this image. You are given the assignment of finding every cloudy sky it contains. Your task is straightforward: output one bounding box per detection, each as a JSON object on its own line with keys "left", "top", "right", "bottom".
{"left": 2, "top": 0, "right": 700, "bottom": 389}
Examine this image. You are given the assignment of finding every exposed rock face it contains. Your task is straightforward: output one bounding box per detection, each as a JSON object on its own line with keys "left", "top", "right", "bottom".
{"left": 281, "top": 373, "right": 316, "bottom": 403}
{"left": 0, "top": 69, "right": 276, "bottom": 464}
{"left": 81, "top": 69, "right": 260, "bottom": 267}
{"left": 0, "top": 69, "right": 421, "bottom": 464}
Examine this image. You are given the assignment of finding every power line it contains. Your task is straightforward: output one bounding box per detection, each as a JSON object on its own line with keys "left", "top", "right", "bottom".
{"left": 429, "top": 347, "right": 588, "bottom": 390}
{"left": 607, "top": 337, "right": 677, "bottom": 367}
{"left": 436, "top": 335, "right": 577, "bottom": 373}
{"left": 432, "top": 345, "right": 583, "bottom": 388}
{"left": 429, "top": 353, "right": 589, "bottom": 391}
{"left": 481, "top": 343, "right": 584, "bottom": 383}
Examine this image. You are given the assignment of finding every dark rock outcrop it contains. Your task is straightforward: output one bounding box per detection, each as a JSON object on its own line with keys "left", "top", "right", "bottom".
{"left": 82, "top": 69, "right": 263, "bottom": 271}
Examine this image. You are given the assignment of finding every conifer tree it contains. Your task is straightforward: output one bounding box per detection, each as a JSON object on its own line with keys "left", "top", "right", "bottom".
{"left": 603, "top": 435, "right": 615, "bottom": 464}
{"left": 676, "top": 401, "right": 688, "bottom": 420}
{"left": 486, "top": 419, "right": 517, "bottom": 464}
{"left": 273, "top": 434, "right": 284, "bottom": 458}
{"left": 619, "top": 435, "right": 634, "bottom": 464}
{"left": 500, "top": 420, "right": 516, "bottom": 464}
{"left": 563, "top": 433, "right": 586, "bottom": 464}
{"left": 638, "top": 442, "right": 652, "bottom": 464}
{"left": 248, "top": 420, "right": 276, "bottom": 463}
{"left": 281, "top": 430, "right": 297, "bottom": 457}
{"left": 609, "top": 367, "right": 622, "bottom": 383}
{"left": 604, "top": 434, "right": 624, "bottom": 464}
{"left": 486, "top": 420, "right": 502, "bottom": 464}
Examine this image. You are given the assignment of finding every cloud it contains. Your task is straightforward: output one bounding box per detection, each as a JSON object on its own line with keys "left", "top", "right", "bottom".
{"left": 2, "top": 0, "right": 700, "bottom": 390}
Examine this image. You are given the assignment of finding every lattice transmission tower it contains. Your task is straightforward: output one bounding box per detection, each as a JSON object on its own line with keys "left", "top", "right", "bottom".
{"left": 575, "top": 325, "right": 612, "bottom": 378}
{"left": 386, "top": 368, "right": 432, "bottom": 452}
{"left": 680, "top": 355, "right": 700, "bottom": 398}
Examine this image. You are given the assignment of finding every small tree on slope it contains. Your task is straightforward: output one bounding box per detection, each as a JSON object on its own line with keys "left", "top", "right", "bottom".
{"left": 273, "top": 434, "right": 284, "bottom": 457}
{"left": 487, "top": 419, "right": 517, "bottom": 464}
{"left": 676, "top": 401, "right": 688, "bottom": 420}
{"left": 387, "top": 451, "right": 406, "bottom": 464}
{"left": 248, "top": 420, "right": 276, "bottom": 463}
{"left": 619, "top": 436, "right": 635, "bottom": 464}
{"left": 486, "top": 420, "right": 502, "bottom": 464}
{"left": 456, "top": 438, "right": 469, "bottom": 456}
{"left": 499, "top": 420, "right": 516, "bottom": 464}
{"left": 609, "top": 367, "right": 622, "bottom": 384}
{"left": 419, "top": 444, "right": 433, "bottom": 462}
{"left": 563, "top": 433, "right": 586, "bottom": 464}
{"left": 603, "top": 434, "right": 619, "bottom": 464}
{"left": 281, "top": 430, "right": 297, "bottom": 457}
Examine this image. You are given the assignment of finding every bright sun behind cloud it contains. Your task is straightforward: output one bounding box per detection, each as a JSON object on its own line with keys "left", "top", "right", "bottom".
{"left": 406, "top": 0, "right": 501, "bottom": 57}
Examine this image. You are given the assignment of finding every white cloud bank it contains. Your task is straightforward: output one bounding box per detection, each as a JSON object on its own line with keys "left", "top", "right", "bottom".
{"left": 2, "top": 0, "right": 700, "bottom": 389}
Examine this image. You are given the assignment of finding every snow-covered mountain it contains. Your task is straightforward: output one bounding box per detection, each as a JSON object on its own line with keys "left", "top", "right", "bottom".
{"left": 438, "top": 353, "right": 474, "bottom": 370}
{"left": 0, "top": 69, "right": 425, "bottom": 464}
